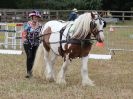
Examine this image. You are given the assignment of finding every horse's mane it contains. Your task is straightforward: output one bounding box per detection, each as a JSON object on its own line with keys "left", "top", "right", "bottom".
{"left": 71, "top": 12, "right": 92, "bottom": 39}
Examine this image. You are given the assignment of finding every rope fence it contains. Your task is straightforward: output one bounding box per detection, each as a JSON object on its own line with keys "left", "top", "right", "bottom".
{"left": 0, "top": 23, "right": 24, "bottom": 49}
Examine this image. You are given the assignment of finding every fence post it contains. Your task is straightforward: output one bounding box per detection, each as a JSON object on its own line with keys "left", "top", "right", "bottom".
{"left": 56, "top": 11, "right": 59, "bottom": 20}
{"left": 122, "top": 12, "right": 125, "bottom": 22}
{"left": 5, "top": 24, "right": 8, "bottom": 48}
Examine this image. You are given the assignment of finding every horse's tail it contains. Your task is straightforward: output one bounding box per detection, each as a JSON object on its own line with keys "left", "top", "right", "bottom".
{"left": 32, "top": 42, "right": 45, "bottom": 78}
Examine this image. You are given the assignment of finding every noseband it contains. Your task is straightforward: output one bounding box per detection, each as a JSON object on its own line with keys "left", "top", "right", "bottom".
{"left": 90, "top": 19, "right": 103, "bottom": 34}
{"left": 90, "top": 18, "right": 104, "bottom": 42}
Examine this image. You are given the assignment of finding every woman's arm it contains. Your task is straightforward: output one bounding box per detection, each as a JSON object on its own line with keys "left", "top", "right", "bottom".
{"left": 22, "top": 22, "right": 31, "bottom": 42}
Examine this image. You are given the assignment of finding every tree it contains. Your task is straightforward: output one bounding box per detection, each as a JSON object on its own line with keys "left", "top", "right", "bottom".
{"left": 102, "top": 0, "right": 133, "bottom": 11}
{"left": 84, "top": 0, "right": 102, "bottom": 10}
{"left": 0, "top": 0, "right": 17, "bottom": 8}
{"left": 16, "top": 0, "right": 35, "bottom": 9}
{"left": 0, "top": 0, "right": 133, "bottom": 11}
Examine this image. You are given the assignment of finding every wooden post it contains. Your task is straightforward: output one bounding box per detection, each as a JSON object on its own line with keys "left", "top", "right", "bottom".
{"left": 56, "top": 11, "right": 59, "bottom": 20}
{"left": 3, "top": 11, "right": 7, "bottom": 22}
{"left": 122, "top": 12, "right": 125, "bottom": 22}
{"left": 14, "top": 11, "right": 17, "bottom": 22}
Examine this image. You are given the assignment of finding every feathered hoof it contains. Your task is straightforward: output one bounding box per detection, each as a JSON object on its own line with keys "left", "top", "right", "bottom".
{"left": 46, "top": 77, "right": 55, "bottom": 82}
{"left": 82, "top": 80, "right": 95, "bottom": 86}
{"left": 46, "top": 75, "right": 55, "bottom": 82}
{"left": 56, "top": 78, "right": 66, "bottom": 85}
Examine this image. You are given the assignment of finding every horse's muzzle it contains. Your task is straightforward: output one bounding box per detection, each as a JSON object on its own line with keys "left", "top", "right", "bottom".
{"left": 96, "top": 31, "right": 104, "bottom": 42}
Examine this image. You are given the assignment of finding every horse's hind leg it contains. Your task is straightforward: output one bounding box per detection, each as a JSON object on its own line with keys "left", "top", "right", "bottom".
{"left": 44, "top": 49, "right": 55, "bottom": 81}
{"left": 81, "top": 56, "right": 95, "bottom": 86}
{"left": 56, "top": 54, "right": 70, "bottom": 85}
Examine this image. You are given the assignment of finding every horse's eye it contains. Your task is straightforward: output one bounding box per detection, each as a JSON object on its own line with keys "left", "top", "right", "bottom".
{"left": 103, "top": 21, "right": 106, "bottom": 28}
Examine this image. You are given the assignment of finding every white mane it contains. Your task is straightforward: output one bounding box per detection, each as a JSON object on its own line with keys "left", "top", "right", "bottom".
{"left": 71, "top": 13, "right": 92, "bottom": 39}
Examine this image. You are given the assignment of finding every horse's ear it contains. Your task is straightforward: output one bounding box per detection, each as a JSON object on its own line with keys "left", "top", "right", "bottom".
{"left": 91, "top": 12, "right": 95, "bottom": 19}
{"left": 99, "top": 12, "right": 104, "bottom": 17}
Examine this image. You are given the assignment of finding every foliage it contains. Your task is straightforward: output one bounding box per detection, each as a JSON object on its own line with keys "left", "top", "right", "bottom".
{"left": 0, "top": 0, "right": 102, "bottom": 10}
{"left": 102, "top": 0, "right": 133, "bottom": 11}
{"left": 0, "top": 0, "right": 133, "bottom": 10}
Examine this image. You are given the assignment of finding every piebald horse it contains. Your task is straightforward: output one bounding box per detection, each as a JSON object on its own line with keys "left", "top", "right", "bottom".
{"left": 32, "top": 12, "right": 106, "bottom": 86}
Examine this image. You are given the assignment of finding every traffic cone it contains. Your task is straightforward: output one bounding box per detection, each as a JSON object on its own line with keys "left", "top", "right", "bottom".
{"left": 96, "top": 42, "right": 104, "bottom": 47}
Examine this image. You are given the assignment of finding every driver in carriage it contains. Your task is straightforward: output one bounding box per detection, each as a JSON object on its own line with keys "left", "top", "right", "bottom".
{"left": 68, "top": 8, "right": 78, "bottom": 21}
{"left": 23, "top": 10, "right": 42, "bottom": 78}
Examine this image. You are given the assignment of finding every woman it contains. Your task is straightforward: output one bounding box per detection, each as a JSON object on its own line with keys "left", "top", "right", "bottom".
{"left": 23, "top": 10, "right": 42, "bottom": 78}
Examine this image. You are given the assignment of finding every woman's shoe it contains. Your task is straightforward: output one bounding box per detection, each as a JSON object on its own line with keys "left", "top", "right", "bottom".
{"left": 25, "top": 71, "right": 32, "bottom": 78}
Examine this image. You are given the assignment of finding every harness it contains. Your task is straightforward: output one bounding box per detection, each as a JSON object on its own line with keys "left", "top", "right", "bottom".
{"left": 59, "top": 26, "right": 66, "bottom": 57}
{"left": 56, "top": 23, "right": 95, "bottom": 57}
{"left": 36, "top": 18, "right": 104, "bottom": 56}
{"left": 37, "top": 25, "right": 97, "bottom": 45}
{"left": 35, "top": 28, "right": 96, "bottom": 58}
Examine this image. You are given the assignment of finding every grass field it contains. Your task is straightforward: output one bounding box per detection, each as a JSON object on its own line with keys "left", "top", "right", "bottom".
{"left": 0, "top": 21, "right": 133, "bottom": 99}
{"left": 0, "top": 52, "right": 133, "bottom": 99}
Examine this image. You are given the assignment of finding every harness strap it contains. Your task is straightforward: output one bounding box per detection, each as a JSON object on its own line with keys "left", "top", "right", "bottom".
{"left": 66, "top": 24, "right": 73, "bottom": 39}
{"left": 67, "top": 39, "right": 93, "bottom": 45}
{"left": 59, "top": 26, "right": 66, "bottom": 57}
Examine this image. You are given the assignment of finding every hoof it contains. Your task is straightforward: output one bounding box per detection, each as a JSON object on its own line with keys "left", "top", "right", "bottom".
{"left": 82, "top": 80, "right": 95, "bottom": 86}
{"left": 56, "top": 78, "right": 66, "bottom": 85}
{"left": 45, "top": 71, "right": 55, "bottom": 82}
{"left": 46, "top": 75, "right": 55, "bottom": 82}
{"left": 25, "top": 75, "right": 32, "bottom": 78}
{"left": 25, "top": 72, "right": 32, "bottom": 78}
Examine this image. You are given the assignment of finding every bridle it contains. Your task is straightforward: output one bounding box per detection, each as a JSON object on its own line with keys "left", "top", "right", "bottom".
{"left": 90, "top": 17, "right": 105, "bottom": 42}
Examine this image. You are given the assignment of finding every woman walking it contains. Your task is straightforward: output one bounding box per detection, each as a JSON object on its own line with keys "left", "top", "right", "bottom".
{"left": 23, "top": 10, "right": 42, "bottom": 78}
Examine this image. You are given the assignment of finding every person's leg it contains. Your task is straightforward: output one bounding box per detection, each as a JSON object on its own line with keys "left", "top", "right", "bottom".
{"left": 32, "top": 46, "right": 38, "bottom": 63}
{"left": 24, "top": 44, "right": 33, "bottom": 78}
{"left": 27, "top": 47, "right": 36, "bottom": 76}
{"left": 27, "top": 46, "right": 38, "bottom": 75}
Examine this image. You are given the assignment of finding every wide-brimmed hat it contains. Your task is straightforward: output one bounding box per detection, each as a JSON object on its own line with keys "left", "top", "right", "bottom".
{"left": 72, "top": 8, "right": 78, "bottom": 12}
{"left": 29, "top": 10, "right": 41, "bottom": 18}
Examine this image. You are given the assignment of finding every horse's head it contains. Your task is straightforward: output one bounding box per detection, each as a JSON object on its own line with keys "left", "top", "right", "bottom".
{"left": 90, "top": 12, "right": 106, "bottom": 42}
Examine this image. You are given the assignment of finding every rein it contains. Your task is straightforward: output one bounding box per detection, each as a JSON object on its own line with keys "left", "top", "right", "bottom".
{"left": 37, "top": 31, "right": 60, "bottom": 38}
{"left": 36, "top": 17, "right": 103, "bottom": 44}
{"left": 41, "top": 38, "right": 96, "bottom": 44}
{"left": 36, "top": 30, "right": 97, "bottom": 44}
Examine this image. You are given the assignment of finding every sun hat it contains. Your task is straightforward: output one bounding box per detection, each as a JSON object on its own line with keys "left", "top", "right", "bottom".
{"left": 29, "top": 10, "right": 41, "bottom": 18}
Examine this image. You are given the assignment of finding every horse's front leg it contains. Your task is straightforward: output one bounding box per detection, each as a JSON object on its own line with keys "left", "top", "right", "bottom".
{"left": 56, "top": 54, "right": 70, "bottom": 85}
{"left": 50, "top": 51, "right": 57, "bottom": 80}
{"left": 81, "top": 56, "right": 95, "bottom": 86}
{"left": 44, "top": 49, "right": 55, "bottom": 81}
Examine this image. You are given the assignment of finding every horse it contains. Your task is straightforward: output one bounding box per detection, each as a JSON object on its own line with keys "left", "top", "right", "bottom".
{"left": 32, "top": 12, "right": 106, "bottom": 86}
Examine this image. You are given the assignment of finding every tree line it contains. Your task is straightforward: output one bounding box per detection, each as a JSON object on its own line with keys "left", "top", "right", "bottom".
{"left": 0, "top": 0, "right": 133, "bottom": 11}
